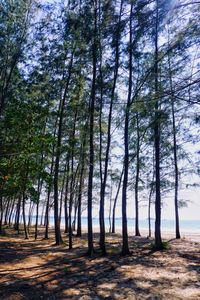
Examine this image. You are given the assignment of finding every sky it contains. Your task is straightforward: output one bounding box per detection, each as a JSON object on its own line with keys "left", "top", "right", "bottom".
{"left": 88, "top": 187, "right": 200, "bottom": 221}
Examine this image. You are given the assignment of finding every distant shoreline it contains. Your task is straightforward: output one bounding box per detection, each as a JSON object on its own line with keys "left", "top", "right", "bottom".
{"left": 56, "top": 224, "right": 200, "bottom": 242}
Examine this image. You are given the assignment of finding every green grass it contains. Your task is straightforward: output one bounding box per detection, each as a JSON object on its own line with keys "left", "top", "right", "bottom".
{"left": 107, "top": 247, "right": 120, "bottom": 254}
{"left": 149, "top": 240, "right": 170, "bottom": 250}
{"left": 64, "top": 266, "right": 71, "bottom": 273}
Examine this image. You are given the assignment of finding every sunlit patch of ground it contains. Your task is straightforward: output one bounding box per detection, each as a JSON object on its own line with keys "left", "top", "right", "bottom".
{"left": 0, "top": 227, "right": 200, "bottom": 299}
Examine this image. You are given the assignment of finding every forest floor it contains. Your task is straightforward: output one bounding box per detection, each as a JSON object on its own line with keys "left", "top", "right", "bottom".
{"left": 0, "top": 226, "right": 200, "bottom": 300}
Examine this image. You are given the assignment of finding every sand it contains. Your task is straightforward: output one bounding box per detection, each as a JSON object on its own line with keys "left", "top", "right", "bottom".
{"left": 0, "top": 226, "right": 200, "bottom": 300}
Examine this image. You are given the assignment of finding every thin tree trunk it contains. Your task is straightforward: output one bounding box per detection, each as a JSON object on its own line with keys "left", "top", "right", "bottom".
{"left": 44, "top": 185, "right": 51, "bottom": 239}
{"left": 121, "top": 3, "right": 133, "bottom": 255}
{"left": 64, "top": 158, "right": 70, "bottom": 234}
{"left": 86, "top": 0, "right": 97, "bottom": 255}
{"left": 14, "top": 197, "right": 21, "bottom": 233}
{"left": 59, "top": 161, "right": 67, "bottom": 225}
{"left": 68, "top": 110, "right": 77, "bottom": 249}
{"left": 98, "top": 0, "right": 106, "bottom": 254}
{"left": 154, "top": 1, "right": 162, "bottom": 250}
{"left": 35, "top": 178, "right": 43, "bottom": 240}
{"left": 68, "top": 175, "right": 73, "bottom": 250}
{"left": 148, "top": 182, "right": 154, "bottom": 238}
{"left": 9, "top": 199, "right": 15, "bottom": 226}
{"left": 4, "top": 198, "right": 10, "bottom": 225}
{"left": 73, "top": 177, "right": 80, "bottom": 232}
{"left": 148, "top": 150, "right": 155, "bottom": 238}
{"left": 22, "top": 192, "right": 29, "bottom": 239}
{"left": 172, "top": 99, "right": 180, "bottom": 239}
{"left": 98, "top": 0, "right": 123, "bottom": 255}
{"left": 0, "top": 195, "right": 3, "bottom": 233}
{"left": 135, "top": 113, "right": 141, "bottom": 236}
{"left": 11, "top": 204, "right": 17, "bottom": 225}
{"left": 112, "top": 168, "right": 124, "bottom": 233}
{"left": 167, "top": 49, "right": 181, "bottom": 239}
{"left": 108, "top": 179, "right": 113, "bottom": 233}
{"left": 77, "top": 124, "right": 87, "bottom": 237}
{"left": 54, "top": 51, "right": 74, "bottom": 245}
{"left": 77, "top": 169, "right": 84, "bottom": 237}
{"left": 45, "top": 155, "right": 56, "bottom": 239}
{"left": 40, "top": 201, "right": 46, "bottom": 226}
{"left": 28, "top": 200, "right": 33, "bottom": 231}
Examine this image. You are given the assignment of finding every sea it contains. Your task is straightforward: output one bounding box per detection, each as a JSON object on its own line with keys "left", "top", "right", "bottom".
{"left": 34, "top": 216, "right": 200, "bottom": 234}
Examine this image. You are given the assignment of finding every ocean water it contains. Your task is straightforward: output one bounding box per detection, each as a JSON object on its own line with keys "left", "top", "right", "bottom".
{"left": 40, "top": 216, "right": 200, "bottom": 233}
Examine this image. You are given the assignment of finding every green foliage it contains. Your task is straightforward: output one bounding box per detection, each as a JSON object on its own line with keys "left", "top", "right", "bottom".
{"left": 149, "top": 241, "right": 170, "bottom": 251}
{"left": 27, "top": 186, "right": 39, "bottom": 204}
{"left": 63, "top": 266, "right": 71, "bottom": 273}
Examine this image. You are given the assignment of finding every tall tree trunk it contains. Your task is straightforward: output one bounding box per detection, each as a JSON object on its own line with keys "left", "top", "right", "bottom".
{"left": 167, "top": 50, "right": 181, "bottom": 239}
{"left": 171, "top": 98, "right": 180, "bottom": 239}
{"left": 77, "top": 124, "right": 87, "bottom": 237}
{"left": 154, "top": 1, "right": 162, "bottom": 250}
{"left": 98, "top": 0, "right": 106, "bottom": 254}
{"left": 122, "top": 106, "right": 130, "bottom": 255}
{"left": 135, "top": 113, "right": 141, "bottom": 236}
{"left": 68, "top": 110, "right": 77, "bottom": 249}
{"left": 86, "top": 0, "right": 98, "bottom": 255}
{"left": 53, "top": 51, "right": 74, "bottom": 245}
{"left": 121, "top": 2, "right": 134, "bottom": 255}
{"left": 98, "top": 0, "right": 123, "bottom": 255}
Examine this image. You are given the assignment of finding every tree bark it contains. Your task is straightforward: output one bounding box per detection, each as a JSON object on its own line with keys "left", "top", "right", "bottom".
{"left": 64, "top": 158, "right": 70, "bottom": 234}
{"left": 167, "top": 52, "right": 181, "bottom": 239}
{"left": 14, "top": 197, "right": 21, "bottom": 233}
{"left": 9, "top": 199, "right": 15, "bottom": 227}
{"left": 53, "top": 51, "right": 74, "bottom": 245}
{"left": 0, "top": 195, "right": 3, "bottom": 233}
{"left": 112, "top": 168, "right": 123, "bottom": 233}
{"left": 154, "top": 1, "right": 163, "bottom": 250}
{"left": 121, "top": 2, "right": 134, "bottom": 255}
{"left": 22, "top": 192, "right": 29, "bottom": 239}
{"left": 35, "top": 177, "right": 43, "bottom": 240}
{"left": 4, "top": 198, "right": 10, "bottom": 225}
{"left": 135, "top": 113, "right": 141, "bottom": 236}
{"left": 86, "top": 0, "right": 98, "bottom": 255}
{"left": 68, "top": 109, "right": 78, "bottom": 249}
{"left": 98, "top": 0, "right": 123, "bottom": 255}
{"left": 77, "top": 124, "right": 87, "bottom": 237}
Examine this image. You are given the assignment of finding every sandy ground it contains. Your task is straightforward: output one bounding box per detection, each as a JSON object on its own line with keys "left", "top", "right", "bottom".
{"left": 0, "top": 226, "right": 200, "bottom": 300}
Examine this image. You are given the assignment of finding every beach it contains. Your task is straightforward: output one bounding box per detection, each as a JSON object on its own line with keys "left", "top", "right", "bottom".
{"left": 0, "top": 226, "right": 200, "bottom": 299}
